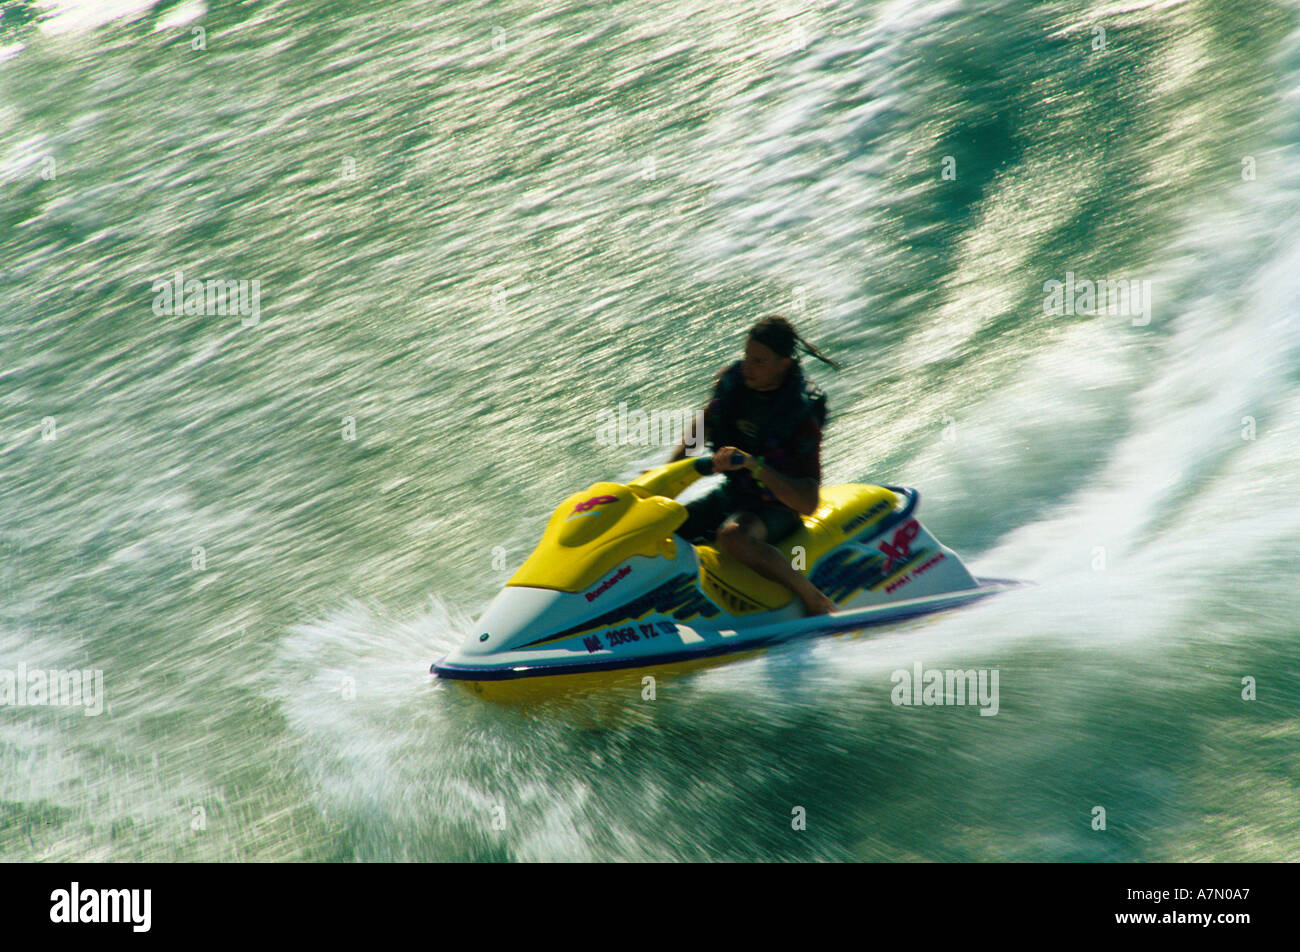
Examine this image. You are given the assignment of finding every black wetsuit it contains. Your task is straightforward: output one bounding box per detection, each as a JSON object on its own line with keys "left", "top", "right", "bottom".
{"left": 675, "top": 361, "right": 826, "bottom": 544}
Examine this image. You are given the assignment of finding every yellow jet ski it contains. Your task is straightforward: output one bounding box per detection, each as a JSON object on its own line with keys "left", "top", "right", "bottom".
{"left": 432, "top": 455, "right": 1020, "bottom": 694}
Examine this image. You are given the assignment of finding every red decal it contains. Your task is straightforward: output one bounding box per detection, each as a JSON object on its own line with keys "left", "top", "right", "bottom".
{"left": 585, "top": 564, "right": 631, "bottom": 602}
{"left": 571, "top": 494, "right": 618, "bottom": 515}
{"left": 878, "top": 519, "right": 921, "bottom": 575}
{"left": 911, "top": 552, "right": 945, "bottom": 577}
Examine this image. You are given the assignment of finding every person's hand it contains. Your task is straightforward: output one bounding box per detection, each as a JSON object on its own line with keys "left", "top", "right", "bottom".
{"left": 712, "top": 446, "right": 747, "bottom": 472}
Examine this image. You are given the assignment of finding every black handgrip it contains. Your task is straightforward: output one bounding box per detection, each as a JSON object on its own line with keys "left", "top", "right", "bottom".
{"left": 691, "top": 452, "right": 747, "bottom": 475}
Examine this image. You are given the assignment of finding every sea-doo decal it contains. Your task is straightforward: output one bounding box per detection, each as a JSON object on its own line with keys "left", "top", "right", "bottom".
{"left": 567, "top": 494, "right": 618, "bottom": 520}
{"left": 519, "top": 573, "right": 721, "bottom": 649}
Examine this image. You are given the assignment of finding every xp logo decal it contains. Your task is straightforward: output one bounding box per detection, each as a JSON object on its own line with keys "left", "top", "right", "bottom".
{"left": 567, "top": 494, "right": 618, "bottom": 519}
{"left": 812, "top": 529, "right": 933, "bottom": 603}
{"left": 878, "top": 519, "right": 921, "bottom": 575}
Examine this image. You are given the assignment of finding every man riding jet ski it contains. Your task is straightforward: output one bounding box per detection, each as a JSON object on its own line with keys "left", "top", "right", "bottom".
{"left": 669, "top": 315, "right": 840, "bottom": 616}
{"left": 431, "top": 320, "right": 1021, "bottom": 691}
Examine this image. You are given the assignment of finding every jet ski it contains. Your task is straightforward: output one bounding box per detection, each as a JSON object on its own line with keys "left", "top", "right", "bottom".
{"left": 432, "top": 455, "right": 1021, "bottom": 695}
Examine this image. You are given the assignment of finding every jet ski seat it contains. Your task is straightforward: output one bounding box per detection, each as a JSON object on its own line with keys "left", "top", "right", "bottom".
{"left": 696, "top": 485, "right": 899, "bottom": 614}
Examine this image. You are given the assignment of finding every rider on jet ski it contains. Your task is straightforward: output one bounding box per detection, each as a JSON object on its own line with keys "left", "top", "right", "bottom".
{"left": 667, "top": 316, "right": 840, "bottom": 616}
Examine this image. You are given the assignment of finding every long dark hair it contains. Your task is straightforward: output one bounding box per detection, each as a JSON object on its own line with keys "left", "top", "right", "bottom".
{"left": 747, "top": 315, "right": 840, "bottom": 370}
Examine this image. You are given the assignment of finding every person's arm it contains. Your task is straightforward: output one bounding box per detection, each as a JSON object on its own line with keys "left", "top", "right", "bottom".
{"left": 746, "top": 458, "right": 820, "bottom": 516}
{"left": 713, "top": 412, "right": 824, "bottom": 515}
{"left": 711, "top": 447, "right": 819, "bottom": 515}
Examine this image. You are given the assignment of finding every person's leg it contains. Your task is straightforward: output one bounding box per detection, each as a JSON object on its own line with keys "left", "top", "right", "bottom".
{"left": 715, "top": 512, "right": 837, "bottom": 615}
{"left": 675, "top": 487, "right": 733, "bottom": 542}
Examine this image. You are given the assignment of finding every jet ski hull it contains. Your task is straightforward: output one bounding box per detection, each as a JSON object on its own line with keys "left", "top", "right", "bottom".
{"left": 432, "top": 458, "right": 1025, "bottom": 698}
{"left": 433, "top": 576, "right": 1020, "bottom": 685}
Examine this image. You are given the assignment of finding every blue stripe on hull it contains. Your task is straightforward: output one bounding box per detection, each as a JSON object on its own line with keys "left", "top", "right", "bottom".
{"left": 432, "top": 579, "right": 1022, "bottom": 682}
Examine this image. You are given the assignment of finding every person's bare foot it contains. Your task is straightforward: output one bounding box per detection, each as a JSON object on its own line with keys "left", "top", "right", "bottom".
{"left": 801, "top": 592, "right": 837, "bottom": 616}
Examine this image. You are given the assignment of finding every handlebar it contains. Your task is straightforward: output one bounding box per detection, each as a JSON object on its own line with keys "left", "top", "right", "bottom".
{"left": 692, "top": 452, "right": 748, "bottom": 475}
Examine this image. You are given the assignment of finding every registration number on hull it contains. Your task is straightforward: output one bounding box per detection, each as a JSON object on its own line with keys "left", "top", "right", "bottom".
{"left": 583, "top": 620, "right": 678, "bottom": 653}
